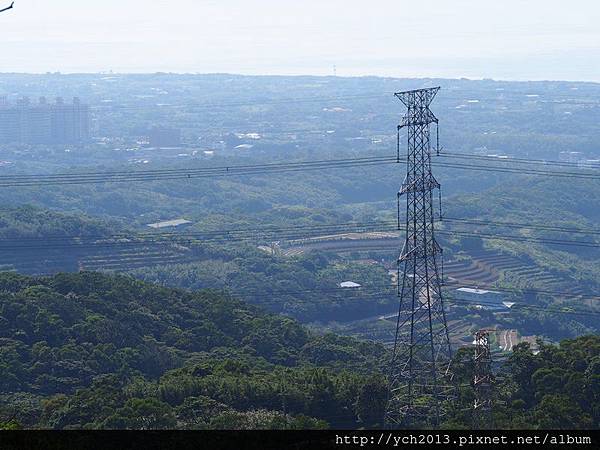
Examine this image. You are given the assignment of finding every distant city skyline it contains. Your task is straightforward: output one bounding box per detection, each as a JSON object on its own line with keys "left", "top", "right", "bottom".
{"left": 0, "top": 0, "right": 598, "bottom": 82}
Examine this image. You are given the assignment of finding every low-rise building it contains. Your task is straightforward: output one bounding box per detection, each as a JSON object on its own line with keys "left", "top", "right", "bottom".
{"left": 147, "top": 219, "right": 192, "bottom": 229}
{"left": 454, "top": 287, "right": 506, "bottom": 310}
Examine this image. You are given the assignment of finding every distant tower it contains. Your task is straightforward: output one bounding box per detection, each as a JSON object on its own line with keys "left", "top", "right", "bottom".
{"left": 28, "top": 97, "right": 52, "bottom": 144}
{"left": 384, "top": 87, "right": 453, "bottom": 428}
{"left": 50, "top": 97, "right": 90, "bottom": 145}
{"left": 472, "top": 330, "right": 493, "bottom": 429}
{"left": 52, "top": 97, "right": 67, "bottom": 144}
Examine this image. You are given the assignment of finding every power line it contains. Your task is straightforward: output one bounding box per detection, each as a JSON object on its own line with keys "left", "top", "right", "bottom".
{"left": 3, "top": 219, "right": 600, "bottom": 253}
{"left": 0, "top": 155, "right": 395, "bottom": 181}
{"left": 2, "top": 213, "right": 600, "bottom": 246}
{"left": 13, "top": 271, "right": 587, "bottom": 319}
{"left": 432, "top": 160, "right": 600, "bottom": 181}
{"left": 4, "top": 256, "right": 598, "bottom": 316}
{"left": 443, "top": 152, "right": 600, "bottom": 171}
{"left": 232, "top": 286, "right": 600, "bottom": 318}
{"left": 0, "top": 227, "right": 599, "bottom": 312}
{"left": 437, "top": 229, "right": 600, "bottom": 250}
{"left": 443, "top": 217, "right": 600, "bottom": 237}
{"left": 5, "top": 264, "right": 600, "bottom": 305}
{"left": 0, "top": 220, "right": 399, "bottom": 247}
{"left": 220, "top": 285, "right": 600, "bottom": 319}
{"left": 442, "top": 279, "right": 600, "bottom": 303}
{"left": 0, "top": 156, "right": 397, "bottom": 187}
{"left": 3, "top": 219, "right": 600, "bottom": 295}
{"left": 4, "top": 151, "right": 600, "bottom": 188}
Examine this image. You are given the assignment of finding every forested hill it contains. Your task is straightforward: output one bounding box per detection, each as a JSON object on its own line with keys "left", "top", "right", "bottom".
{"left": 0, "top": 206, "right": 124, "bottom": 274}
{"left": 0, "top": 206, "right": 118, "bottom": 240}
{"left": 0, "top": 271, "right": 388, "bottom": 429}
{"left": 0, "top": 271, "right": 598, "bottom": 429}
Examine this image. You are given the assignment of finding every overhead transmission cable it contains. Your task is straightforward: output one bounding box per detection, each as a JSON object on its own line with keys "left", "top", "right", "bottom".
{"left": 0, "top": 156, "right": 396, "bottom": 187}
{"left": 4, "top": 151, "right": 600, "bottom": 188}
{"left": 1, "top": 214, "right": 600, "bottom": 245}
{"left": 195, "top": 284, "right": 600, "bottom": 318}
{"left": 3, "top": 217, "right": 600, "bottom": 251}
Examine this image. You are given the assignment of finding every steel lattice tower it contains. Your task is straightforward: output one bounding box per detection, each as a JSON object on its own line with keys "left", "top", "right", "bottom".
{"left": 384, "top": 87, "right": 453, "bottom": 429}
{"left": 473, "top": 330, "right": 493, "bottom": 429}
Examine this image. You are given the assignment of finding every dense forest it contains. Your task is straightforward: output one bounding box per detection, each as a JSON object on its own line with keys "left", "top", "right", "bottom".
{"left": 0, "top": 271, "right": 387, "bottom": 429}
{"left": 0, "top": 271, "right": 598, "bottom": 429}
{"left": 450, "top": 336, "right": 600, "bottom": 429}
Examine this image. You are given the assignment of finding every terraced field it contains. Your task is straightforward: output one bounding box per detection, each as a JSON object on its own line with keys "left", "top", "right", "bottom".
{"left": 0, "top": 243, "right": 193, "bottom": 275}
{"left": 276, "top": 232, "right": 594, "bottom": 299}
{"left": 0, "top": 231, "right": 593, "bottom": 303}
{"left": 446, "top": 248, "right": 589, "bottom": 297}
{"left": 445, "top": 257, "right": 501, "bottom": 285}
{"left": 277, "top": 231, "right": 591, "bottom": 295}
{"left": 277, "top": 233, "right": 399, "bottom": 257}
{"left": 79, "top": 246, "right": 194, "bottom": 271}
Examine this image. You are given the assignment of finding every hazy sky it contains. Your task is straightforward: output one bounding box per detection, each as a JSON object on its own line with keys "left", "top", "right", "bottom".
{"left": 1, "top": 0, "right": 598, "bottom": 81}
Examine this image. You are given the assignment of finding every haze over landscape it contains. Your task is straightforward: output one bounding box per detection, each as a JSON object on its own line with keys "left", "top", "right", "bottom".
{"left": 2, "top": 0, "right": 599, "bottom": 81}
{"left": 0, "top": 0, "right": 599, "bottom": 439}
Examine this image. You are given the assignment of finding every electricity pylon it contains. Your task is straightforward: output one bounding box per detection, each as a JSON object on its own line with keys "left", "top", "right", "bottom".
{"left": 384, "top": 87, "right": 453, "bottom": 429}
{"left": 473, "top": 329, "right": 493, "bottom": 429}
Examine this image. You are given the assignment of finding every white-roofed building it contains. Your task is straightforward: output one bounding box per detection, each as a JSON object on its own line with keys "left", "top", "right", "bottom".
{"left": 147, "top": 219, "right": 192, "bottom": 229}
{"left": 454, "top": 287, "right": 505, "bottom": 310}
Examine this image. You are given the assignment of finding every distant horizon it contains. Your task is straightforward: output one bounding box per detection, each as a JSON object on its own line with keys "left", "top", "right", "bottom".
{"left": 1, "top": 0, "right": 597, "bottom": 82}
{"left": 0, "top": 71, "right": 598, "bottom": 85}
